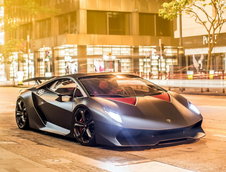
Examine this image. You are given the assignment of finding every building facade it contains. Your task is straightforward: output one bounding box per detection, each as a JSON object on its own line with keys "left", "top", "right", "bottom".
{"left": 5, "top": 0, "right": 179, "bottom": 80}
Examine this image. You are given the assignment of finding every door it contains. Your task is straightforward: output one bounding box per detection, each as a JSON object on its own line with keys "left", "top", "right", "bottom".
{"left": 35, "top": 78, "right": 79, "bottom": 129}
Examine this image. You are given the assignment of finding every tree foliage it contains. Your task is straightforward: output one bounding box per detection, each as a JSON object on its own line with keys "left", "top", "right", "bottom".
{"left": 159, "top": 0, "right": 226, "bottom": 70}
{"left": 1, "top": 0, "right": 59, "bottom": 80}
{"left": 2, "top": 0, "right": 59, "bottom": 60}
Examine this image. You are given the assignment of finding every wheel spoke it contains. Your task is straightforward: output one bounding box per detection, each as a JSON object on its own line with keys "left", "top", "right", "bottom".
{"left": 81, "top": 110, "right": 86, "bottom": 122}
{"left": 86, "top": 128, "right": 92, "bottom": 138}
{"left": 15, "top": 99, "right": 29, "bottom": 129}
{"left": 80, "top": 128, "right": 86, "bottom": 137}
{"left": 18, "top": 117, "right": 23, "bottom": 126}
{"left": 17, "top": 101, "right": 23, "bottom": 111}
{"left": 16, "top": 111, "right": 22, "bottom": 116}
{"left": 74, "top": 123, "right": 85, "bottom": 127}
{"left": 73, "top": 108, "right": 95, "bottom": 145}
{"left": 87, "top": 120, "right": 94, "bottom": 126}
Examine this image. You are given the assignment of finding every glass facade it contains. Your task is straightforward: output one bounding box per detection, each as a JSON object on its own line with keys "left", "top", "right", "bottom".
{"left": 156, "top": 16, "right": 172, "bottom": 36}
{"left": 36, "top": 19, "right": 51, "bottom": 39}
{"left": 8, "top": 52, "right": 34, "bottom": 82}
{"left": 139, "top": 13, "right": 155, "bottom": 36}
{"left": 3, "top": 1, "right": 180, "bottom": 82}
{"left": 87, "top": 11, "right": 107, "bottom": 34}
{"left": 58, "top": 11, "right": 77, "bottom": 34}
{"left": 87, "top": 11, "right": 130, "bottom": 35}
{"left": 87, "top": 45, "right": 132, "bottom": 56}
{"left": 86, "top": 46, "right": 132, "bottom": 73}
{"left": 37, "top": 47, "right": 53, "bottom": 77}
{"left": 108, "top": 12, "right": 130, "bottom": 35}
{"left": 139, "top": 46, "right": 178, "bottom": 79}
{"left": 139, "top": 13, "right": 172, "bottom": 36}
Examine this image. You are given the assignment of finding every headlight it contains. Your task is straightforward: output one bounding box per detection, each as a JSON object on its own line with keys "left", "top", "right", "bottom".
{"left": 106, "top": 111, "right": 122, "bottom": 123}
{"left": 189, "top": 103, "right": 200, "bottom": 114}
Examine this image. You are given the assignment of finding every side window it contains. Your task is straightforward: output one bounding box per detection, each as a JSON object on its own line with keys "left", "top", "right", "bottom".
{"left": 49, "top": 79, "right": 77, "bottom": 94}
{"left": 48, "top": 78, "right": 84, "bottom": 97}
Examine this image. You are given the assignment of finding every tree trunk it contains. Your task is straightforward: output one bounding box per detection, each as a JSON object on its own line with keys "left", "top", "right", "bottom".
{"left": 4, "top": 63, "right": 11, "bottom": 80}
{"left": 207, "top": 46, "right": 213, "bottom": 71}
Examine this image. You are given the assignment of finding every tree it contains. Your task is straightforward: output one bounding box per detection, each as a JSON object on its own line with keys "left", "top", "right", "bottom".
{"left": 1, "top": 39, "right": 26, "bottom": 81}
{"left": 1, "top": 0, "right": 59, "bottom": 80}
{"left": 159, "top": 0, "right": 226, "bottom": 71}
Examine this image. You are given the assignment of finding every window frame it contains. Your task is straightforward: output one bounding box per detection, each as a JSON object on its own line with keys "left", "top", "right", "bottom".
{"left": 41, "top": 77, "right": 87, "bottom": 98}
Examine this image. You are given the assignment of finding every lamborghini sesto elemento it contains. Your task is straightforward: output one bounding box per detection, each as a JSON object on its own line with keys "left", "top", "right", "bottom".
{"left": 15, "top": 73, "right": 205, "bottom": 146}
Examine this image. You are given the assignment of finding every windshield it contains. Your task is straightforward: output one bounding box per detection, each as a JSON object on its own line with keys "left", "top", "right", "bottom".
{"left": 79, "top": 75, "right": 165, "bottom": 97}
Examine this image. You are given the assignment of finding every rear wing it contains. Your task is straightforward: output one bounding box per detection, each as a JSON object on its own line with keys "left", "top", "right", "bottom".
{"left": 23, "top": 77, "right": 55, "bottom": 85}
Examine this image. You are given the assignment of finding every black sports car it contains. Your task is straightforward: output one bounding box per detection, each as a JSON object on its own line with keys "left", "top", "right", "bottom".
{"left": 15, "top": 73, "right": 205, "bottom": 146}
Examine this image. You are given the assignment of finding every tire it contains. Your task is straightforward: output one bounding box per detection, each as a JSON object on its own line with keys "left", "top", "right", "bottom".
{"left": 15, "top": 98, "right": 29, "bottom": 129}
{"left": 73, "top": 107, "right": 96, "bottom": 146}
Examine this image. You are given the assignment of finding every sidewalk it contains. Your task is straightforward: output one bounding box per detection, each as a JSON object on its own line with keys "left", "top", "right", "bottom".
{"left": 150, "top": 79, "right": 226, "bottom": 96}
{"left": 0, "top": 146, "right": 58, "bottom": 172}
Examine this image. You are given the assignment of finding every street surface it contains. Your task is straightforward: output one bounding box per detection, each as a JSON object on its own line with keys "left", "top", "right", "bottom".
{"left": 0, "top": 87, "right": 226, "bottom": 172}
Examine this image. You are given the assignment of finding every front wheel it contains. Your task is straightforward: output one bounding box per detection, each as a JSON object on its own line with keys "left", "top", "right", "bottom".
{"left": 15, "top": 98, "right": 29, "bottom": 129}
{"left": 73, "top": 107, "right": 96, "bottom": 146}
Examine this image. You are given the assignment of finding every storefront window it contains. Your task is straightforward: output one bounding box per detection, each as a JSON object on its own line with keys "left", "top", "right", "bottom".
{"left": 139, "top": 46, "right": 156, "bottom": 56}
{"left": 120, "top": 59, "right": 131, "bottom": 72}
{"left": 65, "top": 59, "right": 78, "bottom": 75}
{"left": 38, "top": 48, "right": 53, "bottom": 77}
{"left": 55, "top": 45, "right": 77, "bottom": 57}
{"left": 87, "top": 45, "right": 132, "bottom": 56}
{"left": 87, "top": 59, "right": 104, "bottom": 73}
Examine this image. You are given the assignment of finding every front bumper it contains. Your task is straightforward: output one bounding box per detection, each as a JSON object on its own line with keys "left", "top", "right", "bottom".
{"left": 95, "top": 120, "right": 205, "bottom": 147}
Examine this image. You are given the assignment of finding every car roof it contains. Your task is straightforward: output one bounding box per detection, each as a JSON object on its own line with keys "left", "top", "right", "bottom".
{"left": 36, "top": 72, "right": 140, "bottom": 89}
{"left": 64, "top": 72, "right": 140, "bottom": 79}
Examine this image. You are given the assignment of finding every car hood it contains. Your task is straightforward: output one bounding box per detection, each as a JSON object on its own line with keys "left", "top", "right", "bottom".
{"left": 93, "top": 93, "right": 202, "bottom": 130}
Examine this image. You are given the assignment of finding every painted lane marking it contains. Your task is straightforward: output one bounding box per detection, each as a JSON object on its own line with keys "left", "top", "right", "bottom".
{"left": 213, "top": 134, "right": 226, "bottom": 138}
{"left": 115, "top": 161, "right": 194, "bottom": 172}
{"left": 0, "top": 141, "right": 17, "bottom": 144}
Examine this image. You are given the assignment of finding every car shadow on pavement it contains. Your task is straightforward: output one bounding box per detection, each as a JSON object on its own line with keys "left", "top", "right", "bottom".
{"left": 16, "top": 128, "right": 199, "bottom": 153}
{"left": 100, "top": 139, "right": 198, "bottom": 152}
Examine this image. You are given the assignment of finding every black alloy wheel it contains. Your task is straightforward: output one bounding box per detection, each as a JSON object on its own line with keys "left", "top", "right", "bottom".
{"left": 15, "top": 98, "right": 29, "bottom": 129}
{"left": 73, "top": 107, "right": 95, "bottom": 146}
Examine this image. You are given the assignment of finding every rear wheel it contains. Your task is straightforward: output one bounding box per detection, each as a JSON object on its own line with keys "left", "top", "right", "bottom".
{"left": 73, "top": 107, "right": 95, "bottom": 146}
{"left": 15, "top": 98, "right": 29, "bottom": 129}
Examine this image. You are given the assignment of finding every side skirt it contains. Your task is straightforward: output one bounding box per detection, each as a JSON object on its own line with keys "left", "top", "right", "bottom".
{"left": 40, "top": 122, "right": 70, "bottom": 136}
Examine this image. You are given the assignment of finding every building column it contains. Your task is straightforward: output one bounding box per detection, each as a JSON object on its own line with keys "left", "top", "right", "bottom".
{"left": 78, "top": 9, "right": 87, "bottom": 34}
{"left": 51, "top": 47, "right": 57, "bottom": 76}
{"left": 132, "top": 46, "right": 140, "bottom": 74}
{"left": 77, "top": 45, "right": 87, "bottom": 73}
{"left": 131, "top": 12, "right": 139, "bottom": 35}
{"left": 34, "top": 51, "right": 39, "bottom": 77}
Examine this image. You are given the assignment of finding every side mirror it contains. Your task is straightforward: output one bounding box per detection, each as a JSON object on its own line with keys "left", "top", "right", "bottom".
{"left": 56, "top": 92, "right": 73, "bottom": 102}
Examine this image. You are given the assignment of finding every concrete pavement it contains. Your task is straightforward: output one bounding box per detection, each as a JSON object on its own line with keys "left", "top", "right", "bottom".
{"left": 0, "top": 87, "right": 226, "bottom": 172}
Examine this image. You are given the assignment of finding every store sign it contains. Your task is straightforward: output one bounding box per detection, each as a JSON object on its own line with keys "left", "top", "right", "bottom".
{"left": 203, "top": 35, "right": 217, "bottom": 45}
{"left": 185, "top": 46, "right": 226, "bottom": 55}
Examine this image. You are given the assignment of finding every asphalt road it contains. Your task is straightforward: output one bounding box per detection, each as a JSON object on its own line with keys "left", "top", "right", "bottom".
{"left": 0, "top": 87, "right": 226, "bottom": 172}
